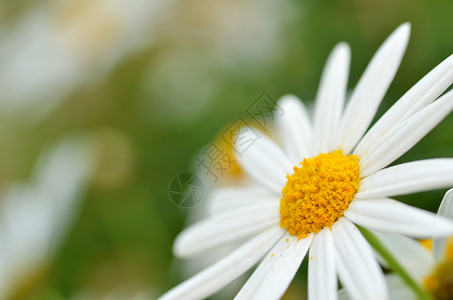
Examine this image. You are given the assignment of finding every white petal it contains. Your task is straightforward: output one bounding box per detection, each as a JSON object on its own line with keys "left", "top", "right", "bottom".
{"left": 308, "top": 228, "right": 337, "bottom": 300}
{"left": 434, "top": 188, "right": 453, "bottom": 260}
{"left": 385, "top": 274, "right": 417, "bottom": 300}
{"left": 372, "top": 231, "right": 434, "bottom": 282}
{"left": 159, "top": 227, "right": 284, "bottom": 300}
{"left": 336, "top": 23, "right": 411, "bottom": 154}
{"left": 359, "top": 89, "right": 453, "bottom": 177}
{"left": 274, "top": 94, "right": 313, "bottom": 164}
{"left": 235, "top": 232, "right": 294, "bottom": 299}
{"left": 313, "top": 43, "right": 350, "bottom": 154}
{"left": 356, "top": 159, "right": 453, "bottom": 199}
{"left": 332, "top": 218, "right": 388, "bottom": 300}
{"left": 208, "top": 186, "right": 276, "bottom": 215}
{"left": 345, "top": 198, "right": 453, "bottom": 238}
{"left": 354, "top": 53, "right": 453, "bottom": 157}
{"left": 438, "top": 188, "right": 453, "bottom": 219}
{"left": 235, "top": 127, "right": 292, "bottom": 194}
{"left": 174, "top": 202, "right": 280, "bottom": 258}
{"left": 337, "top": 289, "right": 351, "bottom": 300}
{"left": 236, "top": 233, "right": 313, "bottom": 299}
{"left": 339, "top": 274, "right": 417, "bottom": 300}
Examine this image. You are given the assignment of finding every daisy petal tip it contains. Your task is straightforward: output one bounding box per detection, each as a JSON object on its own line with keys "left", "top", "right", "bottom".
{"left": 331, "top": 42, "right": 351, "bottom": 68}
{"left": 278, "top": 94, "right": 302, "bottom": 108}
{"left": 323, "top": 42, "right": 350, "bottom": 74}
{"left": 279, "top": 93, "right": 300, "bottom": 102}
{"left": 330, "top": 41, "right": 350, "bottom": 56}
{"left": 334, "top": 41, "right": 351, "bottom": 56}
{"left": 396, "top": 22, "right": 411, "bottom": 36}
{"left": 386, "top": 22, "right": 411, "bottom": 49}
{"left": 445, "top": 188, "right": 453, "bottom": 200}
{"left": 401, "top": 21, "right": 411, "bottom": 29}
{"left": 172, "top": 228, "right": 202, "bottom": 258}
{"left": 172, "top": 234, "right": 186, "bottom": 258}
{"left": 438, "top": 187, "right": 453, "bottom": 219}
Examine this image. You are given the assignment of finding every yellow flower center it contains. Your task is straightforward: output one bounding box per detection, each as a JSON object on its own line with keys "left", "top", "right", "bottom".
{"left": 280, "top": 150, "right": 361, "bottom": 238}
{"left": 424, "top": 237, "right": 453, "bottom": 300}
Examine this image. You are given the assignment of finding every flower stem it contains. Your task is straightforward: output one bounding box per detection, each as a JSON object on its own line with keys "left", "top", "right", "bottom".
{"left": 358, "top": 226, "right": 434, "bottom": 300}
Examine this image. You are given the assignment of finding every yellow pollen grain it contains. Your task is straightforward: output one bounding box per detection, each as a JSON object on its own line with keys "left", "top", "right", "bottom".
{"left": 423, "top": 237, "right": 453, "bottom": 300}
{"left": 280, "top": 150, "right": 361, "bottom": 238}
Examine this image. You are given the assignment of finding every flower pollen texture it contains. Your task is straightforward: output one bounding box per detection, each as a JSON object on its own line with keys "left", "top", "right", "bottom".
{"left": 280, "top": 150, "right": 361, "bottom": 238}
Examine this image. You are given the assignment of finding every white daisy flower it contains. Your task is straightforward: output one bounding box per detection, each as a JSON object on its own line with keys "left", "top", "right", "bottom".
{"left": 358, "top": 188, "right": 453, "bottom": 300}
{"left": 160, "top": 23, "right": 453, "bottom": 300}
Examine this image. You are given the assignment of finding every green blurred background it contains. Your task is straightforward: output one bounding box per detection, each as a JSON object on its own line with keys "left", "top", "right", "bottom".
{"left": 0, "top": 0, "right": 452, "bottom": 299}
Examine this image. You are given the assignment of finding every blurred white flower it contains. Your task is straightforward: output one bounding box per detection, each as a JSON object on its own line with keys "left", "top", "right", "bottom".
{"left": 0, "top": 0, "right": 171, "bottom": 120}
{"left": 0, "top": 137, "right": 94, "bottom": 299}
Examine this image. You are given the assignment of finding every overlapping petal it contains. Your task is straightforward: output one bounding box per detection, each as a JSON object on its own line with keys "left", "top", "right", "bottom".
{"left": 275, "top": 94, "right": 313, "bottom": 164}
{"left": 308, "top": 228, "right": 337, "bottom": 300}
{"left": 359, "top": 90, "right": 453, "bottom": 177}
{"left": 355, "top": 54, "right": 453, "bottom": 157}
{"left": 174, "top": 202, "right": 280, "bottom": 258}
{"left": 345, "top": 198, "right": 453, "bottom": 238}
{"left": 336, "top": 23, "right": 410, "bottom": 154}
{"left": 235, "top": 233, "right": 313, "bottom": 299}
{"left": 356, "top": 159, "right": 453, "bottom": 199}
{"left": 207, "top": 186, "right": 276, "bottom": 215}
{"left": 434, "top": 188, "right": 453, "bottom": 260}
{"left": 373, "top": 231, "right": 435, "bottom": 282}
{"left": 235, "top": 128, "right": 292, "bottom": 194}
{"left": 313, "top": 42, "right": 350, "bottom": 154}
{"left": 339, "top": 274, "right": 415, "bottom": 300}
{"left": 332, "top": 218, "right": 388, "bottom": 300}
{"left": 160, "top": 227, "right": 285, "bottom": 300}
